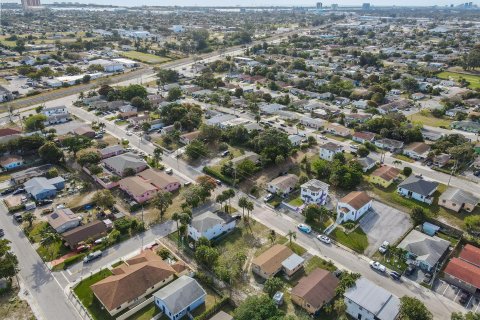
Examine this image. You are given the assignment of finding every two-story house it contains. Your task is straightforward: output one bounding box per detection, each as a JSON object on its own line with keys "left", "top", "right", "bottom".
{"left": 319, "top": 142, "right": 343, "bottom": 161}
{"left": 187, "top": 211, "right": 237, "bottom": 241}
{"left": 300, "top": 179, "right": 329, "bottom": 205}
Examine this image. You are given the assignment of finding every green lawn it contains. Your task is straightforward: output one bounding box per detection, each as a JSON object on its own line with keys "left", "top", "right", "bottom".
{"left": 277, "top": 237, "right": 307, "bottom": 256}
{"left": 324, "top": 133, "right": 348, "bottom": 142}
{"left": 37, "top": 238, "right": 71, "bottom": 262}
{"left": 120, "top": 51, "right": 171, "bottom": 64}
{"left": 73, "top": 269, "right": 114, "bottom": 320}
{"left": 287, "top": 196, "right": 303, "bottom": 207}
{"left": 409, "top": 112, "right": 452, "bottom": 128}
{"left": 304, "top": 256, "right": 337, "bottom": 274}
{"left": 25, "top": 221, "right": 49, "bottom": 243}
{"left": 126, "top": 304, "right": 160, "bottom": 320}
{"left": 372, "top": 251, "right": 408, "bottom": 273}
{"left": 437, "top": 71, "right": 480, "bottom": 89}
{"left": 331, "top": 227, "right": 368, "bottom": 253}
{"left": 392, "top": 154, "right": 415, "bottom": 163}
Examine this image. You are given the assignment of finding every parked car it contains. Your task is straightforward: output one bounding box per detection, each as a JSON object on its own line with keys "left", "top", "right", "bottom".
{"left": 1, "top": 188, "right": 15, "bottom": 195}
{"left": 165, "top": 168, "right": 173, "bottom": 175}
{"left": 37, "top": 199, "right": 53, "bottom": 206}
{"left": 232, "top": 214, "right": 242, "bottom": 221}
{"left": 215, "top": 179, "right": 222, "bottom": 186}
{"left": 369, "top": 261, "right": 386, "bottom": 272}
{"left": 389, "top": 271, "right": 401, "bottom": 281}
{"left": 94, "top": 237, "right": 107, "bottom": 245}
{"left": 459, "top": 291, "right": 471, "bottom": 305}
{"left": 41, "top": 208, "right": 54, "bottom": 215}
{"left": 0, "top": 229, "right": 4, "bottom": 237}
{"left": 83, "top": 250, "right": 102, "bottom": 263}
{"left": 405, "top": 264, "right": 416, "bottom": 276}
{"left": 76, "top": 244, "right": 90, "bottom": 253}
{"left": 12, "top": 188, "right": 25, "bottom": 195}
{"left": 263, "top": 193, "right": 274, "bottom": 202}
{"left": 126, "top": 131, "right": 133, "bottom": 136}
{"left": 184, "top": 181, "right": 192, "bottom": 187}
{"left": 297, "top": 224, "right": 312, "bottom": 234}
{"left": 220, "top": 150, "right": 230, "bottom": 157}
{"left": 13, "top": 213, "right": 23, "bottom": 223}
{"left": 350, "top": 144, "right": 358, "bottom": 150}
{"left": 317, "top": 235, "right": 331, "bottom": 244}
{"left": 378, "top": 241, "right": 390, "bottom": 254}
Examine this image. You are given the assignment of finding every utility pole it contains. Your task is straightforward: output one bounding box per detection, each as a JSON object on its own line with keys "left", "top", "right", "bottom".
{"left": 447, "top": 160, "right": 457, "bottom": 187}
{"left": 141, "top": 205, "right": 144, "bottom": 251}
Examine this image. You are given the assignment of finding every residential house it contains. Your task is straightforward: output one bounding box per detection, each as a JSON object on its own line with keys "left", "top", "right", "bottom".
{"left": 324, "top": 123, "right": 352, "bottom": 137}
{"left": 0, "top": 127, "right": 22, "bottom": 144}
{"left": 251, "top": 244, "right": 304, "bottom": 279}
{"left": 300, "top": 179, "right": 329, "bottom": 205}
{"left": 300, "top": 116, "right": 325, "bottom": 130}
{"left": 433, "top": 153, "right": 451, "bottom": 167}
{"left": 91, "top": 250, "right": 176, "bottom": 316}
{"left": 403, "top": 142, "right": 430, "bottom": 160}
{"left": 344, "top": 113, "right": 370, "bottom": 125}
{"left": 102, "top": 152, "right": 147, "bottom": 176}
{"left": 188, "top": 211, "right": 237, "bottom": 241}
{"left": 344, "top": 277, "right": 400, "bottom": 320}
{"left": 73, "top": 126, "right": 96, "bottom": 138}
{"left": 160, "top": 125, "right": 175, "bottom": 136}
{"left": 398, "top": 229, "right": 450, "bottom": 272}
{"left": 0, "top": 155, "right": 24, "bottom": 171}
{"left": 374, "top": 138, "right": 404, "bottom": 152}
{"left": 118, "top": 104, "right": 137, "bottom": 113}
{"left": 42, "top": 106, "right": 70, "bottom": 125}
{"left": 230, "top": 152, "right": 260, "bottom": 167}
{"left": 206, "top": 114, "right": 237, "bottom": 127}
{"left": 153, "top": 276, "right": 206, "bottom": 320}
{"left": 319, "top": 142, "right": 343, "bottom": 161}
{"left": 47, "top": 208, "right": 81, "bottom": 233}
{"left": 446, "top": 107, "right": 468, "bottom": 118}
{"left": 10, "top": 164, "right": 52, "bottom": 184}
{"left": 439, "top": 187, "right": 479, "bottom": 213}
{"left": 282, "top": 253, "right": 306, "bottom": 279}
{"left": 352, "top": 131, "right": 376, "bottom": 144}
{"left": 369, "top": 165, "right": 402, "bottom": 188}
{"left": 357, "top": 157, "right": 377, "bottom": 172}
{"left": 267, "top": 174, "right": 299, "bottom": 197}
{"left": 336, "top": 191, "right": 373, "bottom": 224}
{"left": 97, "top": 145, "right": 125, "bottom": 159}
{"left": 137, "top": 169, "right": 180, "bottom": 192}
{"left": 179, "top": 131, "right": 200, "bottom": 145}
{"left": 397, "top": 175, "right": 438, "bottom": 204}
{"left": 291, "top": 268, "right": 339, "bottom": 315}
{"left": 421, "top": 128, "right": 443, "bottom": 141}
{"left": 149, "top": 119, "right": 164, "bottom": 131}
{"left": 119, "top": 176, "right": 158, "bottom": 204}
{"left": 288, "top": 134, "right": 303, "bottom": 147}
{"left": 209, "top": 311, "right": 233, "bottom": 320}
{"left": 62, "top": 220, "right": 109, "bottom": 249}
{"left": 444, "top": 245, "right": 480, "bottom": 294}
{"left": 24, "top": 176, "right": 65, "bottom": 200}
{"left": 451, "top": 121, "right": 480, "bottom": 133}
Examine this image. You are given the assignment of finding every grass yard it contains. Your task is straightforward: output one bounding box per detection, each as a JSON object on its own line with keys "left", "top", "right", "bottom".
{"left": 409, "top": 112, "right": 452, "bottom": 128}
{"left": 37, "top": 237, "right": 71, "bottom": 262}
{"left": 277, "top": 237, "right": 307, "bottom": 256}
{"left": 0, "top": 173, "right": 11, "bottom": 182}
{"left": 287, "top": 196, "right": 303, "bottom": 207}
{"left": 304, "top": 256, "right": 337, "bottom": 274}
{"left": 120, "top": 51, "right": 171, "bottom": 64}
{"left": 372, "top": 251, "right": 408, "bottom": 273}
{"left": 392, "top": 154, "right": 415, "bottom": 163}
{"left": 126, "top": 304, "right": 160, "bottom": 320}
{"left": 73, "top": 269, "right": 114, "bottom": 320}
{"left": 24, "top": 221, "right": 49, "bottom": 243}
{"left": 324, "top": 133, "right": 348, "bottom": 142}
{"left": 331, "top": 227, "right": 368, "bottom": 254}
{"left": 309, "top": 217, "right": 334, "bottom": 234}
{"left": 437, "top": 71, "right": 480, "bottom": 89}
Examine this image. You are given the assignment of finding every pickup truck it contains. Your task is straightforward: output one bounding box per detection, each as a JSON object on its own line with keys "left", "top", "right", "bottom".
{"left": 83, "top": 250, "right": 102, "bottom": 263}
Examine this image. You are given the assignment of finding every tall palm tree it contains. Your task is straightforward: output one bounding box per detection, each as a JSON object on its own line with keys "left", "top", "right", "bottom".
{"left": 153, "top": 147, "right": 163, "bottom": 168}
{"left": 238, "top": 196, "right": 248, "bottom": 218}
{"left": 23, "top": 212, "right": 36, "bottom": 228}
{"left": 172, "top": 212, "right": 181, "bottom": 233}
{"left": 286, "top": 230, "right": 297, "bottom": 247}
{"left": 245, "top": 201, "right": 254, "bottom": 218}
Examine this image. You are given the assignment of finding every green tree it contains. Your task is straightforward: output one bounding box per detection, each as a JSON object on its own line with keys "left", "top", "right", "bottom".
{"left": 39, "top": 142, "right": 64, "bottom": 163}
{"left": 131, "top": 96, "right": 145, "bottom": 109}
{"left": 157, "top": 69, "right": 179, "bottom": 85}
{"left": 0, "top": 239, "right": 19, "bottom": 280}
{"left": 195, "top": 245, "right": 219, "bottom": 266}
{"left": 234, "top": 295, "right": 284, "bottom": 320}
{"left": 464, "top": 215, "right": 480, "bottom": 235}
{"left": 76, "top": 150, "right": 100, "bottom": 166}
{"left": 24, "top": 114, "right": 47, "bottom": 132}
{"left": 93, "top": 190, "right": 115, "bottom": 208}
{"left": 236, "top": 159, "right": 257, "bottom": 178}
{"left": 152, "top": 192, "right": 173, "bottom": 221}
{"left": 411, "top": 207, "right": 428, "bottom": 226}
{"left": 286, "top": 230, "right": 296, "bottom": 246}
{"left": 121, "top": 84, "right": 147, "bottom": 100}
{"left": 152, "top": 147, "right": 163, "bottom": 167}
{"left": 23, "top": 212, "right": 36, "bottom": 228}
{"left": 357, "top": 146, "right": 369, "bottom": 157}
{"left": 62, "top": 135, "right": 92, "bottom": 157}
{"left": 403, "top": 166, "right": 413, "bottom": 176}
{"left": 399, "top": 296, "right": 433, "bottom": 320}
{"left": 167, "top": 87, "right": 182, "bottom": 102}
{"left": 263, "top": 277, "right": 284, "bottom": 297}
{"left": 185, "top": 140, "right": 208, "bottom": 160}
{"left": 238, "top": 196, "right": 249, "bottom": 218}
{"left": 304, "top": 204, "right": 329, "bottom": 224}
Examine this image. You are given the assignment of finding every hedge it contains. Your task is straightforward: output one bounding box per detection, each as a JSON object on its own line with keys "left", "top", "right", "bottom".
{"left": 202, "top": 166, "right": 236, "bottom": 186}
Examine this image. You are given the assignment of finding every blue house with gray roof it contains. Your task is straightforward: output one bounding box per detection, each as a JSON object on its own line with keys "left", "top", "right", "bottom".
{"left": 153, "top": 276, "right": 206, "bottom": 320}
{"left": 24, "top": 176, "right": 65, "bottom": 200}
{"left": 397, "top": 175, "right": 438, "bottom": 204}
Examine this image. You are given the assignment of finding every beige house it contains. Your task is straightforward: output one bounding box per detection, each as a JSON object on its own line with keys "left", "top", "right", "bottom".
{"left": 439, "top": 187, "right": 479, "bottom": 213}
{"left": 267, "top": 174, "right": 299, "bottom": 197}
{"left": 251, "top": 244, "right": 304, "bottom": 279}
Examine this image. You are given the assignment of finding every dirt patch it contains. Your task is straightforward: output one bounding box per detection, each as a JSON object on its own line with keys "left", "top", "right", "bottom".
{"left": 0, "top": 281, "right": 35, "bottom": 320}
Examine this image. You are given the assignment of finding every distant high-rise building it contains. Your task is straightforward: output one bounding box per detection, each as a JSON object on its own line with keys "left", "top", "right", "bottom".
{"left": 21, "top": 0, "right": 41, "bottom": 10}
{"left": 331, "top": 3, "right": 338, "bottom": 10}
{"left": 316, "top": 2, "right": 322, "bottom": 9}
{"left": 362, "top": 3, "right": 371, "bottom": 10}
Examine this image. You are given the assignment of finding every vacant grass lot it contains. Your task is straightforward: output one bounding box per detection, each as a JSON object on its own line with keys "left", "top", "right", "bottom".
{"left": 409, "top": 112, "right": 452, "bottom": 128}
{"left": 437, "top": 71, "right": 480, "bottom": 89}
{"left": 392, "top": 154, "right": 415, "bottom": 163}
{"left": 73, "top": 269, "right": 114, "bottom": 320}
{"left": 120, "top": 51, "right": 171, "bottom": 64}
{"left": 304, "top": 255, "right": 337, "bottom": 273}
{"left": 331, "top": 227, "right": 369, "bottom": 253}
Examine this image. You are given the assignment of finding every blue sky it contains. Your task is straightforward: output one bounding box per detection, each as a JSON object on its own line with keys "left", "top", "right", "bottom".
{"left": 39, "top": 0, "right": 467, "bottom": 7}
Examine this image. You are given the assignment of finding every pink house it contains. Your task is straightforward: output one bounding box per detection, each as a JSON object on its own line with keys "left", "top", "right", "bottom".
{"left": 137, "top": 169, "right": 180, "bottom": 192}
{"left": 118, "top": 176, "right": 158, "bottom": 203}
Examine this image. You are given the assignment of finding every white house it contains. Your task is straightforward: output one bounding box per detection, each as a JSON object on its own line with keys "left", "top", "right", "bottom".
{"left": 319, "top": 142, "right": 343, "bottom": 161}
{"left": 344, "top": 277, "right": 400, "bottom": 320}
{"left": 336, "top": 191, "right": 373, "bottom": 224}
{"left": 42, "top": 105, "right": 68, "bottom": 116}
{"left": 300, "top": 179, "right": 329, "bottom": 205}
{"left": 299, "top": 116, "right": 325, "bottom": 130}
{"left": 288, "top": 134, "right": 303, "bottom": 147}
{"left": 397, "top": 175, "right": 438, "bottom": 204}
{"left": 187, "top": 211, "right": 236, "bottom": 241}
{"left": 267, "top": 174, "right": 299, "bottom": 197}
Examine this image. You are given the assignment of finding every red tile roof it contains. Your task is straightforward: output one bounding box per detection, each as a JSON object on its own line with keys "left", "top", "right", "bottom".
{"left": 0, "top": 127, "right": 21, "bottom": 137}
{"left": 444, "top": 257, "right": 480, "bottom": 289}
{"left": 459, "top": 244, "right": 480, "bottom": 267}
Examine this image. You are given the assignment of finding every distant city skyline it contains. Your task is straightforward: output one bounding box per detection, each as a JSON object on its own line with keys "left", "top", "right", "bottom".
{"left": 26, "top": 0, "right": 478, "bottom": 7}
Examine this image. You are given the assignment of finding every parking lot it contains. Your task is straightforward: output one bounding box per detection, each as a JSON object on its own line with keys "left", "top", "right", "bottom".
{"left": 433, "top": 279, "right": 480, "bottom": 312}
{"left": 360, "top": 200, "right": 412, "bottom": 257}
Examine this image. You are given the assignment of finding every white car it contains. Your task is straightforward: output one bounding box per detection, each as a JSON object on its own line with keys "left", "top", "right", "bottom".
{"left": 350, "top": 144, "right": 359, "bottom": 150}
{"left": 370, "top": 260, "right": 386, "bottom": 272}
{"left": 263, "top": 193, "right": 274, "bottom": 202}
{"left": 126, "top": 131, "right": 133, "bottom": 136}
{"left": 378, "top": 241, "right": 390, "bottom": 254}
{"left": 317, "top": 235, "right": 331, "bottom": 244}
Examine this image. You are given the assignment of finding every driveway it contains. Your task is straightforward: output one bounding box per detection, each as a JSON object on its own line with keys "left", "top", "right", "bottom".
{"left": 360, "top": 200, "right": 412, "bottom": 256}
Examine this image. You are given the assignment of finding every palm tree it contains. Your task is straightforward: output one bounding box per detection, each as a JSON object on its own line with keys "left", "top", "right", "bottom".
{"left": 268, "top": 230, "right": 276, "bottom": 245}
{"left": 393, "top": 160, "right": 402, "bottom": 167}
{"left": 172, "top": 212, "right": 181, "bottom": 233}
{"left": 153, "top": 147, "right": 163, "bottom": 168}
{"left": 41, "top": 230, "right": 61, "bottom": 261}
{"left": 245, "top": 200, "right": 254, "bottom": 218}
{"left": 225, "top": 189, "right": 235, "bottom": 212}
{"left": 23, "top": 212, "right": 36, "bottom": 228}
{"left": 216, "top": 193, "right": 226, "bottom": 211}
{"left": 286, "top": 230, "right": 297, "bottom": 247}
{"left": 254, "top": 113, "right": 261, "bottom": 123}
{"left": 238, "top": 196, "right": 248, "bottom": 218}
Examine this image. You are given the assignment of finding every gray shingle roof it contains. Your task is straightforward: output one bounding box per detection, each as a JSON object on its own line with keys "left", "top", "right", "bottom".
{"left": 398, "top": 230, "right": 450, "bottom": 267}
{"left": 153, "top": 276, "right": 206, "bottom": 315}
{"left": 398, "top": 175, "right": 438, "bottom": 196}
{"left": 191, "top": 211, "right": 234, "bottom": 234}
{"left": 102, "top": 152, "right": 145, "bottom": 174}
